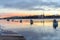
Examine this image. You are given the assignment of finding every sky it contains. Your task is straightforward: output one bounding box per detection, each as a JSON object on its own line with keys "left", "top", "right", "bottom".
{"left": 0, "top": 0, "right": 60, "bottom": 10}
{"left": 0, "top": 0, "right": 60, "bottom": 17}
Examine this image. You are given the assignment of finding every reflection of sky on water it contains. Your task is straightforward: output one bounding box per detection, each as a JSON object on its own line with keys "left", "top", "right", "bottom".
{"left": 1, "top": 19, "right": 60, "bottom": 40}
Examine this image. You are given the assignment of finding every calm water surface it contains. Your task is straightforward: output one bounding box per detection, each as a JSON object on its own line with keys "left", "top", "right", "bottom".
{"left": 0, "top": 19, "right": 60, "bottom": 40}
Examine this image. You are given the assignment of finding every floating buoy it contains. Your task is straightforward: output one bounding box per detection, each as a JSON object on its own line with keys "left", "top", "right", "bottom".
{"left": 53, "top": 19, "right": 58, "bottom": 29}
{"left": 7, "top": 19, "right": 10, "bottom": 21}
{"left": 30, "top": 19, "right": 33, "bottom": 25}
{"left": 20, "top": 20, "right": 22, "bottom": 23}
{"left": 12, "top": 19, "right": 14, "bottom": 22}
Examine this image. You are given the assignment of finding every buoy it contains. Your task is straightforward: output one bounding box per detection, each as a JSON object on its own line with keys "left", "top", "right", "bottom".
{"left": 12, "top": 19, "right": 14, "bottom": 22}
{"left": 7, "top": 19, "right": 10, "bottom": 21}
{"left": 53, "top": 19, "right": 58, "bottom": 29}
{"left": 20, "top": 20, "right": 22, "bottom": 23}
{"left": 30, "top": 19, "right": 33, "bottom": 25}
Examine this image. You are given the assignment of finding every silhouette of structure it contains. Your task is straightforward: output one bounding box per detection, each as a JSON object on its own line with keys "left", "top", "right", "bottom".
{"left": 53, "top": 19, "right": 58, "bottom": 29}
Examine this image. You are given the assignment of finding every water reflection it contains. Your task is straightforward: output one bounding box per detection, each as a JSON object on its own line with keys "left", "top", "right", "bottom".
{"left": 0, "top": 19, "right": 60, "bottom": 29}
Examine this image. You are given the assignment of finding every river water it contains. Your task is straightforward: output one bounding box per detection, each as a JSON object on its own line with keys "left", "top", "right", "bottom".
{"left": 0, "top": 19, "right": 60, "bottom": 40}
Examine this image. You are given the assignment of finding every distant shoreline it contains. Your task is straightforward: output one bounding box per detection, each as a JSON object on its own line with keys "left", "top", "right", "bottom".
{"left": 1, "top": 15, "right": 60, "bottom": 19}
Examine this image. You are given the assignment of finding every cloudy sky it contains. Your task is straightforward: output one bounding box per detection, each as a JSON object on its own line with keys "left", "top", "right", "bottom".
{"left": 0, "top": 0, "right": 60, "bottom": 10}
{"left": 0, "top": 0, "right": 60, "bottom": 17}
